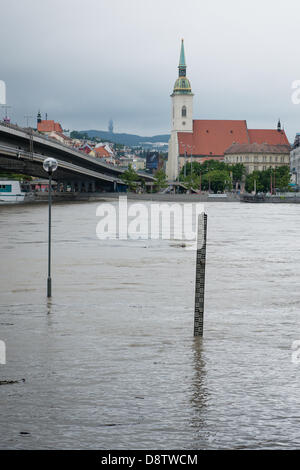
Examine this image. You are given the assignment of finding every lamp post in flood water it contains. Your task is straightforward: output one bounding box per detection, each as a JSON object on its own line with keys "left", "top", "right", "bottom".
{"left": 43, "top": 157, "right": 58, "bottom": 298}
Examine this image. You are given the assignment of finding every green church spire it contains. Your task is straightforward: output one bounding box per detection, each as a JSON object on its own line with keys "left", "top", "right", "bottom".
{"left": 178, "top": 38, "right": 186, "bottom": 77}
{"left": 179, "top": 38, "right": 186, "bottom": 68}
{"left": 172, "top": 39, "right": 192, "bottom": 95}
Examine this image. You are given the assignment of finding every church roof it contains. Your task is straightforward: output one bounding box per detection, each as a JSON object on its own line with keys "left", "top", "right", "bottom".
{"left": 247, "top": 129, "right": 289, "bottom": 145}
{"left": 179, "top": 39, "right": 186, "bottom": 67}
{"left": 178, "top": 120, "right": 290, "bottom": 156}
{"left": 172, "top": 39, "right": 192, "bottom": 95}
{"left": 37, "top": 120, "right": 63, "bottom": 133}
{"left": 224, "top": 142, "right": 291, "bottom": 154}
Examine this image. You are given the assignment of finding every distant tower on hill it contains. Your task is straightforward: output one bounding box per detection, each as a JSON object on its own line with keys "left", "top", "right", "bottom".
{"left": 108, "top": 119, "right": 114, "bottom": 133}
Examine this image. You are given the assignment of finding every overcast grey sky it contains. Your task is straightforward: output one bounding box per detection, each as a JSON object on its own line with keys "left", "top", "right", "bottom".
{"left": 1, "top": 0, "right": 300, "bottom": 140}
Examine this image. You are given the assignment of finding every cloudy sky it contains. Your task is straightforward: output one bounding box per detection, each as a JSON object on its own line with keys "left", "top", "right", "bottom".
{"left": 1, "top": 0, "right": 300, "bottom": 140}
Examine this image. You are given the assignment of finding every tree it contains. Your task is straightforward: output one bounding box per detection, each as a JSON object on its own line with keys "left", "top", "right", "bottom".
{"left": 121, "top": 164, "right": 140, "bottom": 191}
{"left": 179, "top": 160, "right": 245, "bottom": 189}
{"left": 274, "top": 166, "right": 290, "bottom": 191}
{"left": 154, "top": 169, "right": 168, "bottom": 191}
{"left": 245, "top": 166, "right": 290, "bottom": 193}
{"left": 202, "top": 169, "right": 232, "bottom": 193}
{"left": 70, "top": 130, "right": 89, "bottom": 140}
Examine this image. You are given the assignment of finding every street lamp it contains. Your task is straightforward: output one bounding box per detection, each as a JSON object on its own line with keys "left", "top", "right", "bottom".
{"left": 43, "top": 157, "right": 58, "bottom": 298}
{"left": 180, "top": 142, "right": 188, "bottom": 178}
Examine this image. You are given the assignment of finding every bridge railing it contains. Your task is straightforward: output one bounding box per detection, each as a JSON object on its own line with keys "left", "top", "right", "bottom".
{"left": 0, "top": 120, "right": 123, "bottom": 171}
{"left": 0, "top": 121, "right": 154, "bottom": 180}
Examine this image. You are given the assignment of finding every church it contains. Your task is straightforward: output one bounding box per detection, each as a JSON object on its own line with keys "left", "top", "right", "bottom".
{"left": 166, "top": 40, "right": 290, "bottom": 181}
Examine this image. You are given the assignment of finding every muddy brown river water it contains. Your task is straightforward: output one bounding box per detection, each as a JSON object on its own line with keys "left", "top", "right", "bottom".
{"left": 1, "top": 200, "right": 300, "bottom": 449}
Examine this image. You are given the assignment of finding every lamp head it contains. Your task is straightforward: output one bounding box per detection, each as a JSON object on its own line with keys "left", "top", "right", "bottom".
{"left": 43, "top": 157, "right": 58, "bottom": 175}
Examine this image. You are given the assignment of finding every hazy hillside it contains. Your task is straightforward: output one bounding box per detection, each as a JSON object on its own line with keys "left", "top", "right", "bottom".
{"left": 81, "top": 130, "right": 170, "bottom": 147}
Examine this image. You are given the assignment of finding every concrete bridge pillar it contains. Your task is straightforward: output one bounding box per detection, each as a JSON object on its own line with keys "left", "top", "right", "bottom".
{"left": 91, "top": 181, "right": 95, "bottom": 192}
{"left": 84, "top": 181, "right": 89, "bottom": 193}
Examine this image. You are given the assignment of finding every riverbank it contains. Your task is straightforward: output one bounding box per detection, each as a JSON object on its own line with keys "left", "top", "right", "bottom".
{"left": 2, "top": 191, "right": 300, "bottom": 206}
{"left": 0, "top": 191, "right": 240, "bottom": 206}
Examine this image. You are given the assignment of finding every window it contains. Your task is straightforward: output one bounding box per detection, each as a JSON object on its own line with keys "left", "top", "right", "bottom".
{"left": 181, "top": 106, "right": 187, "bottom": 117}
{"left": 0, "top": 184, "right": 12, "bottom": 192}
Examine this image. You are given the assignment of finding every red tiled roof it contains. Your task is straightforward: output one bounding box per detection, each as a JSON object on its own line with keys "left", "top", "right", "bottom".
{"left": 248, "top": 129, "right": 289, "bottom": 145}
{"left": 92, "top": 146, "right": 110, "bottom": 157}
{"left": 178, "top": 120, "right": 290, "bottom": 157}
{"left": 224, "top": 142, "right": 291, "bottom": 154}
{"left": 37, "top": 120, "right": 63, "bottom": 133}
{"left": 178, "top": 120, "right": 249, "bottom": 157}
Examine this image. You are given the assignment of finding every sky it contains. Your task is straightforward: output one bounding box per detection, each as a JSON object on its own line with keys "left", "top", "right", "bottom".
{"left": 1, "top": 0, "right": 300, "bottom": 141}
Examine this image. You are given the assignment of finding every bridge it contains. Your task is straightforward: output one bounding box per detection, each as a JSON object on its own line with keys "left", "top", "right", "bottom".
{"left": 0, "top": 122, "right": 154, "bottom": 192}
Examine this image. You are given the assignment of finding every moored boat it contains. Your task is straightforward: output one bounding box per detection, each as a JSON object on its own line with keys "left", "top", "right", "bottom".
{"left": 0, "top": 180, "right": 26, "bottom": 203}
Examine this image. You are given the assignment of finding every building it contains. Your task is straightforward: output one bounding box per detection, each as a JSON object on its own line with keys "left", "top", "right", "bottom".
{"left": 166, "top": 40, "right": 290, "bottom": 181}
{"left": 48, "top": 131, "right": 73, "bottom": 146}
{"left": 224, "top": 142, "right": 290, "bottom": 174}
{"left": 290, "top": 134, "right": 300, "bottom": 186}
{"left": 37, "top": 111, "right": 63, "bottom": 135}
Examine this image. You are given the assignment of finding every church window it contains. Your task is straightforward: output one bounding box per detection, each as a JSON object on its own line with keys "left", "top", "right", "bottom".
{"left": 182, "top": 106, "right": 187, "bottom": 117}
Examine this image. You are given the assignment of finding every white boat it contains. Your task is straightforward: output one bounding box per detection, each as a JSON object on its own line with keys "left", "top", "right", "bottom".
{"left": 0, "top": 180, "right": 26, "bottom": 203}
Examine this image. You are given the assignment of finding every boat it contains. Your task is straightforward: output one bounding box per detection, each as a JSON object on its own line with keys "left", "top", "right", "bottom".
{"left": 0, "top": 180, "right": 26, "bottom": 203}
{"left": 240, "top": 193, "right": 265, "bottom": 203}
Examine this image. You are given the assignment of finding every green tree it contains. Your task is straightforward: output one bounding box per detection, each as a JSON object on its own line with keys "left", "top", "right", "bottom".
{"left": 121, "top": 164, "right": 140, "bottom": 191}
{"left": 202, "top": 169, "right": 232, "bottom": 193}
{"left": 70, "top": 130, "right": 89, "bottom": 140}
{"left": 245, "top": 166, "right": 290, "bottom": 193}
{"left": 273, "top": 166, "right": 290, "bottom": 191}
{"left": 154, "top": 169, "right": 168, "bottom": 190}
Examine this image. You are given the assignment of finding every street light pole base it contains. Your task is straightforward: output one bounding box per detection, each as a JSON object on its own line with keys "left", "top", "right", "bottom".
{"left": 47, "top": 278, "right": 52, "bottom": 298}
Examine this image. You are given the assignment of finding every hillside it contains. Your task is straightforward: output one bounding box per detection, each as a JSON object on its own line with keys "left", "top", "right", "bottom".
{"left": 80, "top": 130, "right": 170, "bottom": 147}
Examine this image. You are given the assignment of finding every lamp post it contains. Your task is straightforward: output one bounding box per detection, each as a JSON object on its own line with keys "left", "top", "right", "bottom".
{"left": 43, "top": 157, "right": 58, "bottom": 298}
{"left": 180, "top": 142, "right": 187, "bottom": 178}
{"left": 187, "top": 145, "right": 195, "bottom": 178}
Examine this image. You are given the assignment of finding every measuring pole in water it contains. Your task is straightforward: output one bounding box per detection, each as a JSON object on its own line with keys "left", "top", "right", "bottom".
{"left": 194, "top": 213, "right": 207, "bottom": 337}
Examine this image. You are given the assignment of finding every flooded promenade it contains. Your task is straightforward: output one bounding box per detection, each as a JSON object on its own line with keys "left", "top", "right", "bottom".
{"left": 1, "top": 200, "right": 300, "bottom": 449}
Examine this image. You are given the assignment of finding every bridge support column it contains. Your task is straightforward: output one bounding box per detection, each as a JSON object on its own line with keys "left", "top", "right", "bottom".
{"left": 84, "top": 181, "right": 89, "bottom": 193}
{"left": 77, "top": 181, "right": 83, "bottom": 192}
{"left": 63, "top": 182, "right": 68, "bottom": 192}
{"left": 91, "top": 181, "right": 95, "bottom": 192}
{"left": 71, "top": 181, "right": 76, "bottom": 192}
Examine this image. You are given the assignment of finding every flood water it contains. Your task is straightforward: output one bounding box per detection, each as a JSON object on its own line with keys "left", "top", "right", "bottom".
{"left": 1, "top": 200, "right": 300, "bottom": 449}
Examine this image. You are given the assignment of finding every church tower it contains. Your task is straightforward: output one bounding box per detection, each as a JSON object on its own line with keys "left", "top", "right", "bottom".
{"left": 166, "top": 39, "right": 194, "bottom": 181}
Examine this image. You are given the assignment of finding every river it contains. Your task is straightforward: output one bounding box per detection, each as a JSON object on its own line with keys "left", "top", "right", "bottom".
{"left": 1, "top": 200, "right": 300, "bottom": 449}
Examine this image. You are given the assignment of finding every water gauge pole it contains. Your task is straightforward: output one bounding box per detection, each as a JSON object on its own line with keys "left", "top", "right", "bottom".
{"left": 194, "top": 213, "right": 207, "bottom": 337}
